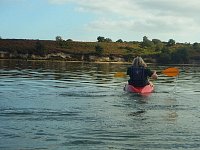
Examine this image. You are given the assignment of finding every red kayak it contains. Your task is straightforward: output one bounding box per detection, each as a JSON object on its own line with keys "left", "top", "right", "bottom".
{"left": 124, "top": 84, "right": 154, "bottom": 94}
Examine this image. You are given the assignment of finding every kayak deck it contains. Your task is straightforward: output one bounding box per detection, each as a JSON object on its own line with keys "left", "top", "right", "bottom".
{"left": 124, "top": 84, "right": 154, "bottom": 94}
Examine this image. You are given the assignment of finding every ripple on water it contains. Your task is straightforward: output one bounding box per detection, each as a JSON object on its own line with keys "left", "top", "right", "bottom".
{"left": 0, "top": 108, "right": 82, "bottom": 121}
{"left": 1, "top": 60, "right": 200, "bottom": 149}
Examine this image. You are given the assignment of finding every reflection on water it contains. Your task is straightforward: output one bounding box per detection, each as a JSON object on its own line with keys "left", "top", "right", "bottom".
{"left": 0, "top": 60, "right": 200, "bottom": 149}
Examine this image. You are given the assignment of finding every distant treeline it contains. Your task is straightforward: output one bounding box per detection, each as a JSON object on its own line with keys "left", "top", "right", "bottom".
{"left": 0, "top": 36, "right": 200, "bottom": 63}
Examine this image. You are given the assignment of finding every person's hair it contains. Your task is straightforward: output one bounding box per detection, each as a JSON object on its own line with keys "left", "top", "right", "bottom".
{"left": 132, "top": 56, "right": 147, "bottom": 67}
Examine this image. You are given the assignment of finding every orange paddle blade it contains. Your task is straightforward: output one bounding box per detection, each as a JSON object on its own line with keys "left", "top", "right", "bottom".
{"left": 162, "top": 67, "right": 179, "bottom": 77}
{"left": 114, "top": 72, "right": 126, "bottom": 78}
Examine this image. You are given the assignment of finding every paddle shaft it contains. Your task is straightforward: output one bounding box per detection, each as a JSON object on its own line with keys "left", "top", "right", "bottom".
{"left": 114, "top": 67, "right": 179, "bottom": 77}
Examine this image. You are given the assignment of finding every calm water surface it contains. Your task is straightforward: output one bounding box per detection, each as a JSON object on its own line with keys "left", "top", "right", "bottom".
{"left": 0, "top": 60, "right": 200, "bottom": 150}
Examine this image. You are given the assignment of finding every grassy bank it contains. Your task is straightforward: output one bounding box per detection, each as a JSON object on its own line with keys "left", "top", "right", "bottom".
{"left": 0, "top": 39, "right": 200, "bottom": 64}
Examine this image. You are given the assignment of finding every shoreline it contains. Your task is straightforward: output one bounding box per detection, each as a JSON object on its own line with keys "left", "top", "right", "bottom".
{"left": 1, "top": 58, "right": 199, "bottom": 66}
{"left": 0, "top": 58, "right": 131, "bottom": 64}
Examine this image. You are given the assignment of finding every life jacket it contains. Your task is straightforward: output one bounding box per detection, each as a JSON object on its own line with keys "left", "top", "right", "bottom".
{"left": 128, "top": 66, "right": 149, "bottom": 87}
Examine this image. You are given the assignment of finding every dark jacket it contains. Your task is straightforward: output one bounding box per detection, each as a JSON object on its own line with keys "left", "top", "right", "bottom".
{"left": 127, "top": 66, "right": 153, "bottom": 87}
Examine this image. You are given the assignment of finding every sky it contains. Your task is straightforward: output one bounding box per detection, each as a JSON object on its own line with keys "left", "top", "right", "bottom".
{"left": 1, "top": 0, "right": 200, "bottom": 43}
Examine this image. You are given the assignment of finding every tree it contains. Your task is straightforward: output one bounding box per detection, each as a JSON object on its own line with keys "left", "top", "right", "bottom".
{"left": 158, "top": 52, "right": 171, "bottom": 64}
{"left": 97, "top": 36, "right": 105, "bottom": 42}
{"left": 155, "top": 43, "right": 164, "bottom": 51}
{"left": 116, "top": 39, "right": 123, "bottom": 43}
{"left": 161, "top": 46, "right": 170, "bottom": 53}
{"left": 171, "top": 48, "right": 189, "bottom": 63}
{"left": 158, "top": 46, "right": 171, "bottom": 64}
{"left": 105, "top": 38, "right": 112, "bottom": 42}
{"left": 56, "top": 36, "right": 63, "bottom": 41}
{"left": 35, "top": 40, "right": 46, "bottom": 56}
{"left": 141, "top": 36, "right": 154, "bottom": 48}
{"left": 56, "top": 36, "right": 64, "bottom": 47}
{"left": 97, "top": 36, "right": 112, "bottom": 42}
{"left": 152, "top": 39, "right": 161, "bottom": 44}
{"left": 152, "top": 39, "right": 164, "bottom": 51}
{"left": 193, "top": 42, "right": 200, "bottom": 50}
{"left": 167, "top": 39, "right": 175, "bottom": 47}
{"left": 66, "top": 39, "right": 73, "bottom": 42}
{"left": 95, "top": 44, "right": 104, "bottom": 56}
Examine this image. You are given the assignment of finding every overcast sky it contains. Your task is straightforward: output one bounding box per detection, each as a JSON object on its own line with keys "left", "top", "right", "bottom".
{"left": 1, "top": 0, "right": 200, "bottom": 43}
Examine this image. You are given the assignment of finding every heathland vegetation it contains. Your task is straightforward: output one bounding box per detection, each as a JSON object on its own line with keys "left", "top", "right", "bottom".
{"left": 0, "top": 36, "right": 200, "bottom": 64}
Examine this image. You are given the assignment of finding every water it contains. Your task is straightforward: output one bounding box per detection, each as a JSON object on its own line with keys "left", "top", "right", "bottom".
{"left": 0, "top": 60, "right": 200, "bottom": 150}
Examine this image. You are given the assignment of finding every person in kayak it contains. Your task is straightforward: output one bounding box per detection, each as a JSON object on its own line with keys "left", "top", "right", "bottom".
{"left": 127, "top": 56, "right": 158, "bottom": 87}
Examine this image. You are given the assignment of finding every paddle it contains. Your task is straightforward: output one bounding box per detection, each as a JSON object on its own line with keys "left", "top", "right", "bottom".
{"left": 161, "top": 67, "right": 179, "bottom": 77}
{"left": 114, "top": 67, "right": 179, "bottom": 77}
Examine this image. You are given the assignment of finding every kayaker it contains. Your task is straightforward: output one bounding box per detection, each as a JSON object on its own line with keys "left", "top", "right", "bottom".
{"left": 127, "top": 56, "right": 158, "bottom": 87}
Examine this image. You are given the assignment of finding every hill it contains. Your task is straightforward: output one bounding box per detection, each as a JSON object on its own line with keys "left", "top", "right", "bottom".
{"left": 0, "top": 38, "right": 200, "bottom": 64}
